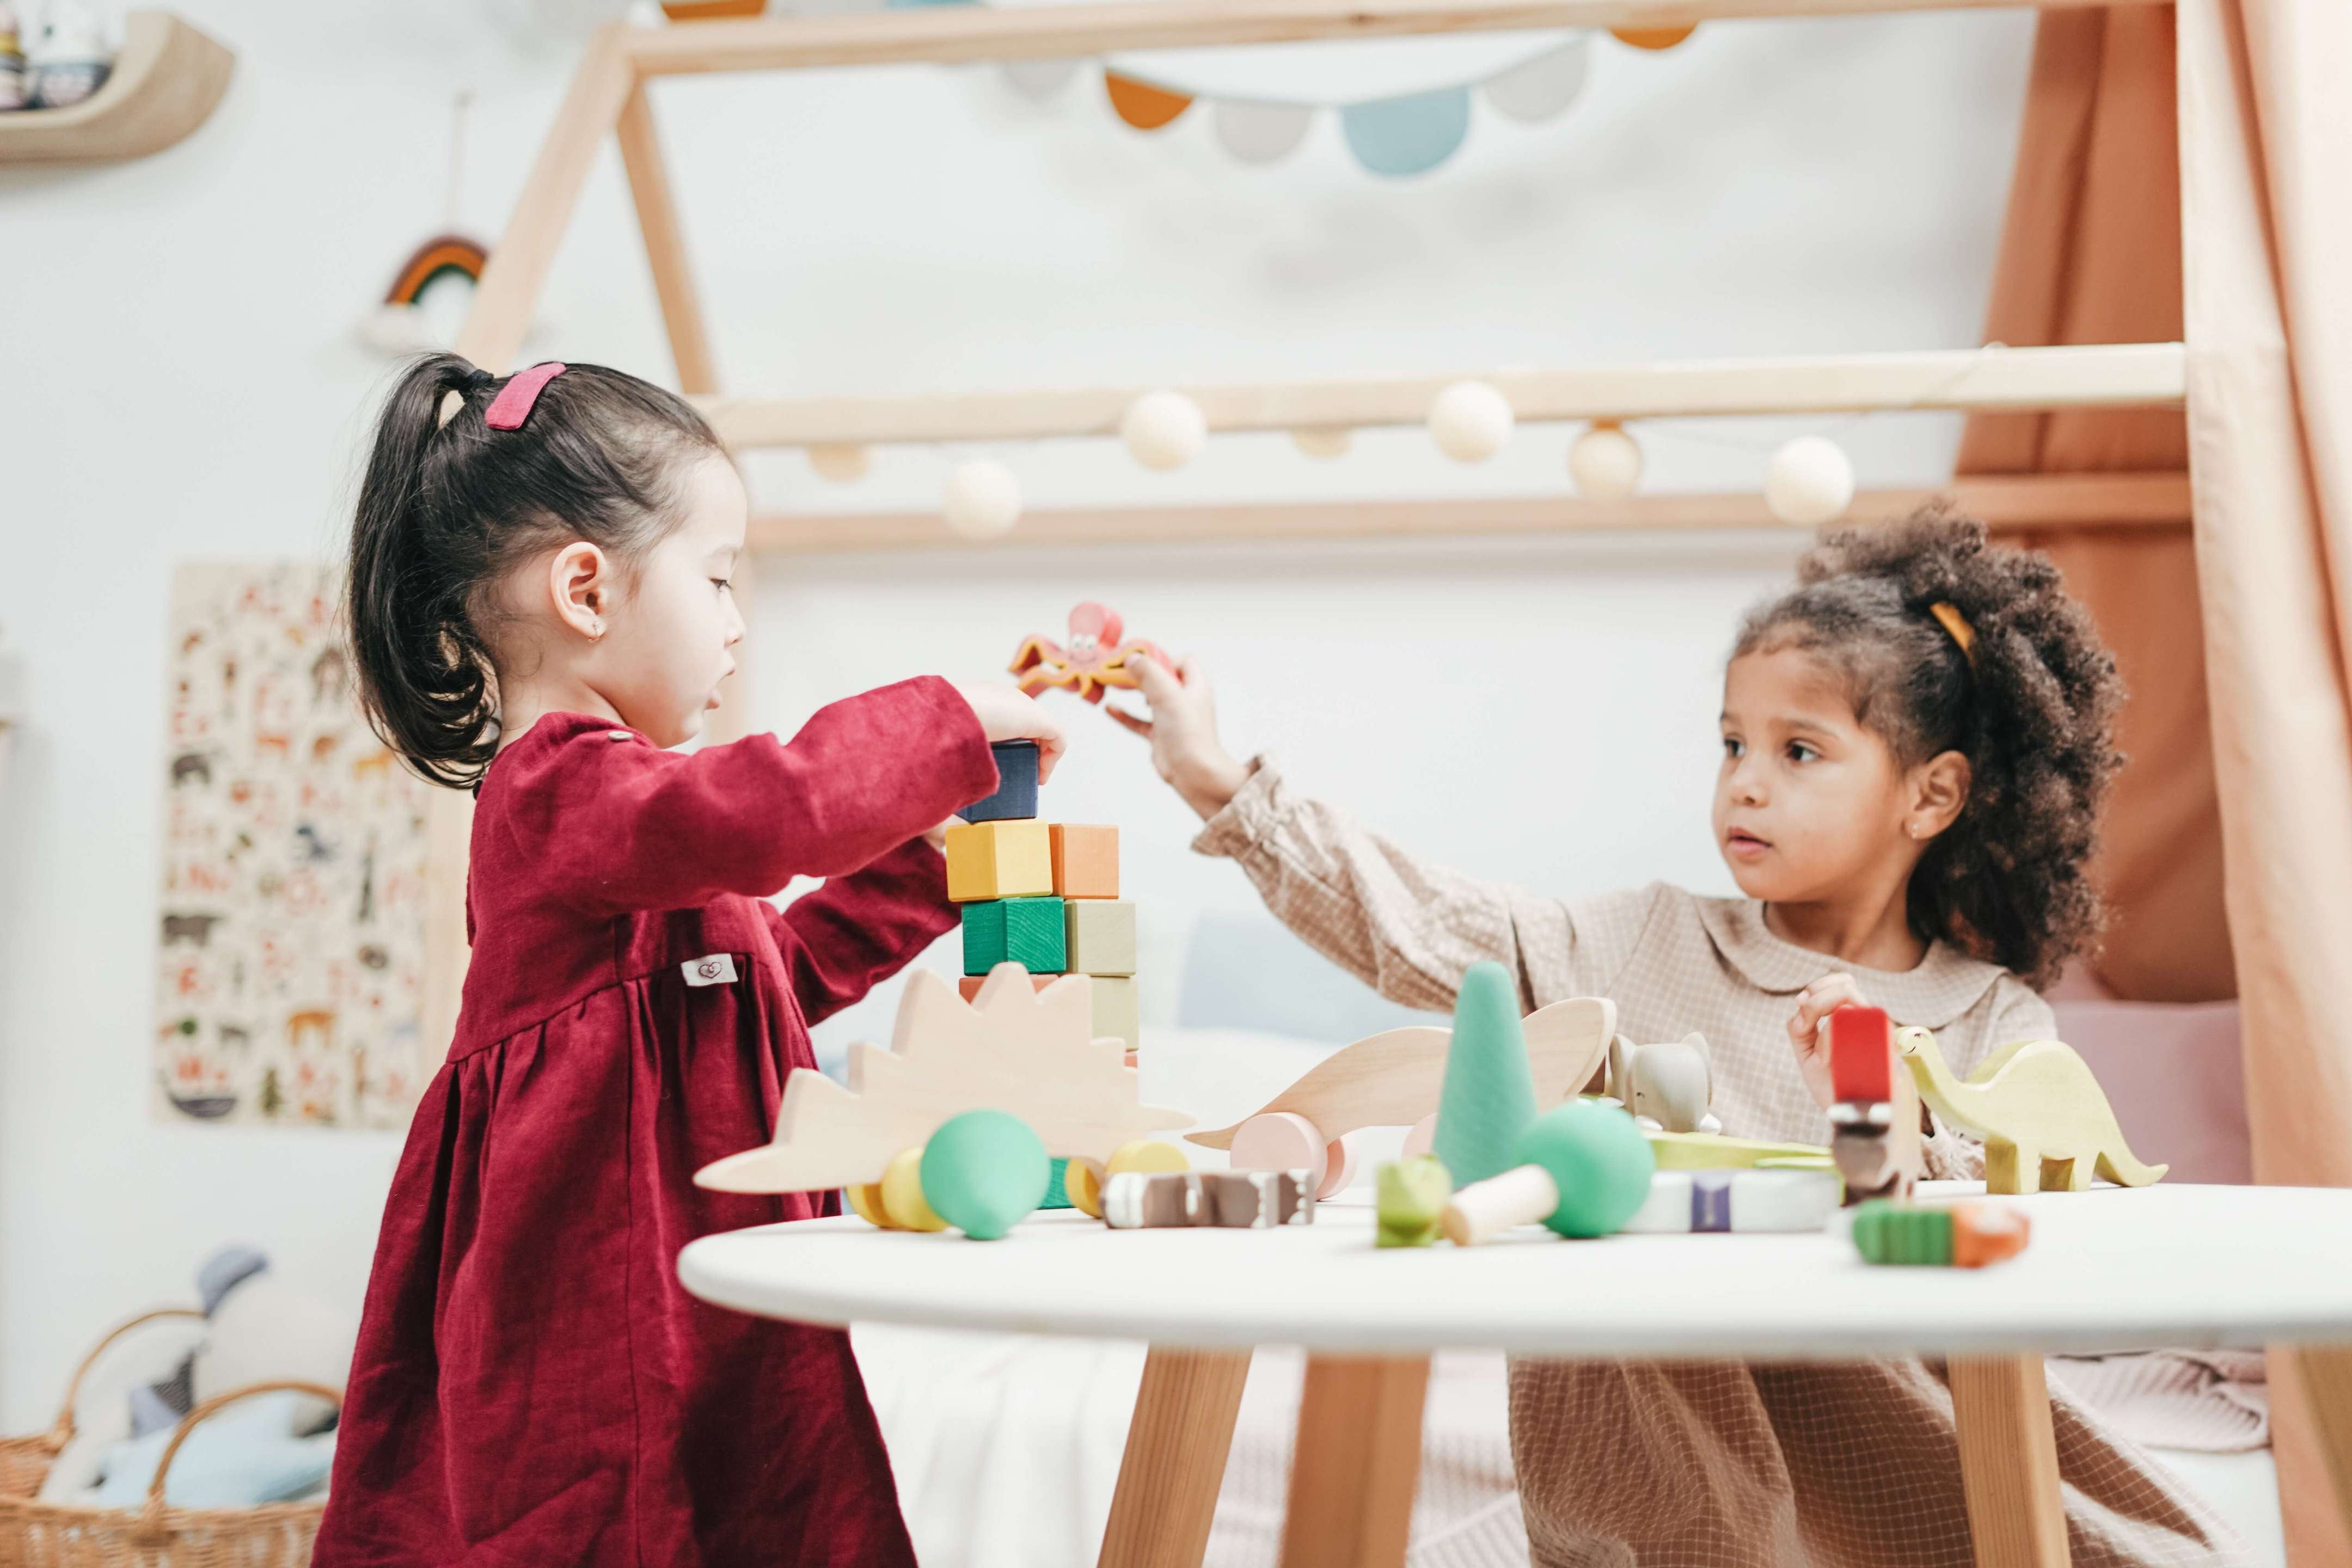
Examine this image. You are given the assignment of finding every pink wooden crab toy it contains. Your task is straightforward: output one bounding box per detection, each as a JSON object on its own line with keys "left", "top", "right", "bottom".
{"left": 1009, "top": 602, "right": 1172, "bottom": 705}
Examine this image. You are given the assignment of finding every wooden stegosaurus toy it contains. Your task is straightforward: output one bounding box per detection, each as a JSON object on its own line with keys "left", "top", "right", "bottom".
{"left": 695, "top": 965, "right": 1191, "bottom": 1194}
{"left": 1896, "top": 1026, "right": 2167, "bottom": 1195}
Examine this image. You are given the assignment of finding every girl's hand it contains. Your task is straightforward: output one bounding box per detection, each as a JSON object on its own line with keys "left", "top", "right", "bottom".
{"left": 952, "top": 681, "right": 1068, "bottom": 783}
{"left": 1788, "top": 972, "right": 1867, "bottom": 1110}
{"left": 922, "top": 817, "right": 955, "bottom": 850}
{"left": 1109, "top": 654, "right": 1252, "bottom": 822}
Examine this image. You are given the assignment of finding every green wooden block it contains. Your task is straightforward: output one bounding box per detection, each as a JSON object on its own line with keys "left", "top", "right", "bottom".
{"left": 961, "top": 896, "right": 1067, "bottom": 976}
{"left": 1432, "top": 961, "right": 1540, "bottom": 1189}
{"left": 1851, "top": 1200, "right": 1953, "bottom": 1266}
{"left": 1376, "top": 1156, "right": 1453, "bottom": 1248}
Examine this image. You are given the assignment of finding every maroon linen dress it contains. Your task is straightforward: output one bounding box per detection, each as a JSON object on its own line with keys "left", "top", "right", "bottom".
{"left": 313, "top": 677, "right": 996, "bottom": 1567}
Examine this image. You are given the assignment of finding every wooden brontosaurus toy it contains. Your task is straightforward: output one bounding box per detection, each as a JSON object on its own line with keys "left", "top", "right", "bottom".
{"left": 1896, "top": 1026, "right": 2167, "bottom": 1195}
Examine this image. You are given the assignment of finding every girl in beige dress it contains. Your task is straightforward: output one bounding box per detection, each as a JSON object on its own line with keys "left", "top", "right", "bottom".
{"left": 1111, "top": 511, "right": 2244, "bottom": 1568}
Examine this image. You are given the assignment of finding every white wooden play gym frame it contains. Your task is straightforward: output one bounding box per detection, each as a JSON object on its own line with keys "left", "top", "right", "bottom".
{"left": 440, "top": 6, "right": 2186, "bottom": 1564}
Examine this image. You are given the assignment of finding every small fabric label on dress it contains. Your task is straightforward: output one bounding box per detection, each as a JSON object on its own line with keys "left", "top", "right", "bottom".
{"left": 682, "top": 953, "right": 738, "bottom": 987}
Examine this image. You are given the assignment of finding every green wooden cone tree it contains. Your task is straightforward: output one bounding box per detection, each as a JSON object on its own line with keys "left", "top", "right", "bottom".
{"left": 1432, "top": 960, "right": 1540, "bottom": 1188}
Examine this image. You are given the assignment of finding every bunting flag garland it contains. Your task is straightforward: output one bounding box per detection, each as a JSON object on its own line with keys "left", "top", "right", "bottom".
{"left": 850, "top": 0, "right": 1700, "bottom": 178}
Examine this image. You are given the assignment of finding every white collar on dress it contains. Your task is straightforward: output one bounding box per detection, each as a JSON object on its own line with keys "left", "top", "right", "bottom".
{"left": 1690, "top": 895, "right": 2012, "bottom": 1028}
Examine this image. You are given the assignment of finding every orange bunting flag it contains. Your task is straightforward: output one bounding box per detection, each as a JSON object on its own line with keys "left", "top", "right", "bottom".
{"left": 1104, "top": 71, "right": 1193, "bottom": 130}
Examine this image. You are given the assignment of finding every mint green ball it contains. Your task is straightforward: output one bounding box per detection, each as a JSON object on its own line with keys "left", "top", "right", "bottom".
{"left": 1514, "top": 1101, "right": 1655, "bottom": 1238}
{"left": 920, "top": 1110, "right": 1050, "bottom": 1240}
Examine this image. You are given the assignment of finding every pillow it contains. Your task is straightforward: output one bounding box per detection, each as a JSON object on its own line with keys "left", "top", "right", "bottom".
{"left": 191, "top": 1275, "right": 354, "bottom": 1435}
{"left": 92, "top": 1390, "right": 333, "bottom": 1509}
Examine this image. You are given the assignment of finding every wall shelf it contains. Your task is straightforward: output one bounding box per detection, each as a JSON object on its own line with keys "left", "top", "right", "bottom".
{"left": 0, "top": 11, "right": 232, "bottom": 165}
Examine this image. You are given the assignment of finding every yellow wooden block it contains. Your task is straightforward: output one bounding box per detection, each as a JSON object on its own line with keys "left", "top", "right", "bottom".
{"left": 1067, "top": 1140, "right": 1189, "bottom": 1220}
{"left": 945, "top": 820, "right": 1053, "bottom": 903}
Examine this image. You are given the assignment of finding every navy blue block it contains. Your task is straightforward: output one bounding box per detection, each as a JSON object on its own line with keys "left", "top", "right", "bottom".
{"left": 963, "top": 739, "right": 1040, "bottom": 823}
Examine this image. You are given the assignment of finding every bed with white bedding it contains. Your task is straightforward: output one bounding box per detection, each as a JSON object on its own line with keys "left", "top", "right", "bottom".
{"left": 847, "top": 914, "right": 2279, "bottom": 1566}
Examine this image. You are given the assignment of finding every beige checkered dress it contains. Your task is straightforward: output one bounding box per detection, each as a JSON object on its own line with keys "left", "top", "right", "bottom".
{"left": 1192, "top": 759, "right": 2248, "bottom": 1568}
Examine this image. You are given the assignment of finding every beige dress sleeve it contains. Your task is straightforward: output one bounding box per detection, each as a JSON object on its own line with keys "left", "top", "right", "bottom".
{"left": 1191, "top": 755, "right": 1664, "bottom": 1012}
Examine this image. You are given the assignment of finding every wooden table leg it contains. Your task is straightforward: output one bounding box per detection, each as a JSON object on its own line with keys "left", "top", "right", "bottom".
{"left": 1278, "top": 1355, "right": 1432, "bottom": 1568}
{"left": 1948, "top": 1355, "right": 2071, "bottom": 1568}
{"left": 1097, "top": 1347, "right": 1253, "bottom": 1568}
{"left": 2298, "top": 1344, "right": 2352, "bottom": 1535}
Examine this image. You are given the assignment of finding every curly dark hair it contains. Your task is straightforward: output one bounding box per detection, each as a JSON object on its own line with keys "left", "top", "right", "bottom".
{"left": 1732, "top": 506, "right": 2125, "bottom": 989}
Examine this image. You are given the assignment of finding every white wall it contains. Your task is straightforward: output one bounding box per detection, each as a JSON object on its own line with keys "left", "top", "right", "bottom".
{"left": 0, "top": 0, "right": 2030, "bottom": 1425}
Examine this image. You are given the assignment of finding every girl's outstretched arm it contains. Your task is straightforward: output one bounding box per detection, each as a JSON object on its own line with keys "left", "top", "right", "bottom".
{"left": 509, "top": 677, "right": 1002, "bottom": 915}
{"left": 1112, "top": 657, "right": 1641, "bottom": 1013}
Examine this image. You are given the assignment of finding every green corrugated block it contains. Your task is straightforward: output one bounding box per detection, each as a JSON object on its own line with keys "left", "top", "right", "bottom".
{"left": 1852, "top": 1200, "right": 1954, "bottom": 1265}
{"left": 961, "top": 896, "right": 1067, "bottom": 976}
{"left": 1042, "top": 1156, "right": 1073, "bottom": 1210}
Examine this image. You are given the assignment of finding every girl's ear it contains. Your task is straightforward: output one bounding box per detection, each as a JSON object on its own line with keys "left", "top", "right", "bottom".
{"left": 1909, "top": 750, "right": 1973, "bottom": 841}
{"left": 547, "top": 541, "right": 612, "bottom": 642}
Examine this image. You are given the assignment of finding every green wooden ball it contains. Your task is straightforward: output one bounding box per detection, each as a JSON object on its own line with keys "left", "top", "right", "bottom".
{"left": 920, "top": 1110, "right": 1050, "bottom": 1240}
{"left": 1514, "top": 1100, "right": 1656, "bottom": 1238}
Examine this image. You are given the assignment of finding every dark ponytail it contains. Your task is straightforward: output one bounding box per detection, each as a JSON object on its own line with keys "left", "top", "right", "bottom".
{"left": 1732, "top": 506, "right": 2126, "bottom": 988}
{"left": 346, "top": 353, "right": 721, "bottom": 789}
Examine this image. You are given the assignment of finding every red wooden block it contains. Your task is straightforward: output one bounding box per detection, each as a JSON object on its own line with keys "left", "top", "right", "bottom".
{"left": 1829, "top": 1005, "right": 1893, "bottom": 1101}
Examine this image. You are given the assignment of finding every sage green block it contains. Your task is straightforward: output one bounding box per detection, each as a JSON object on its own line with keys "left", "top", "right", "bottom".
{"left": 961, "top": 896, "right": 1065, "bottom": 976}
{"left": 1064, "top": 899, "right": 1138, "bottom": 977}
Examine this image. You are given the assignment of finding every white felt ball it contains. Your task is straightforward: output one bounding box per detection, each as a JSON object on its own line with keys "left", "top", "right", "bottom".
{"left": 1120, "top": 391, "right": 1207, "bottom": 472}
{"left": 806, "top": 443, "right": 871, "bottom": 483}
{"left": 1765, "top": 436, "right": 1857, "bottom": 526}
{"left": 942, "top": 461, "right": 1022, "bottom": 539}
{"left": 1568, "top": 424, "right": 1643, "bottom": 500}
{"left": 1291, "top": 426, "right": 1353, "bottom": 460}
{"left": 1428, "top": 381, "right": 1513, "bottom": 463}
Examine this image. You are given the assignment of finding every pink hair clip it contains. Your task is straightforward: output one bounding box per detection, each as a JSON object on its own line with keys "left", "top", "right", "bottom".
{"left": 485, "top": 362, "right": 567, "bottom": 431}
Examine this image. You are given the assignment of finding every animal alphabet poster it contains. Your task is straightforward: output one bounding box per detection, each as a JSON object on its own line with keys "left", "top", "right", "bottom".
{"left": 154, "top": 562, "right": 428, "bottom": 1129}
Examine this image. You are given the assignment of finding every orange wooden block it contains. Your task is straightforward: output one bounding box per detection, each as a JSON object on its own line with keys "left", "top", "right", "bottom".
{"left": 959, "top": 973, "right": 1057, "bottom": 1004}
{"left": 1050, "top": 823, "right": 1120, "bottom": 899}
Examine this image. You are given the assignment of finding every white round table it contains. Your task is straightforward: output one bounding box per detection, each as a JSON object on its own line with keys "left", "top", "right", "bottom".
{"left": 679, "top": 1185, "right": 2352, "bottom": 1568}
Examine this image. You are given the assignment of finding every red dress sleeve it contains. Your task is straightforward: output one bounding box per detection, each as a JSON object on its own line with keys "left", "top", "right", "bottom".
{"left": 765, "top": 840, "right": 958, "bottom": 1025}
{"left": 498, "top": 676, "right": 996, "bottom": 916}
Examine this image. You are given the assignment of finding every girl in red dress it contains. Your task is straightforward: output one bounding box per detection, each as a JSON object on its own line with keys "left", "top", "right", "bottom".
{"left": 314, "top": 354, "right": 1063, "bottom": 1566}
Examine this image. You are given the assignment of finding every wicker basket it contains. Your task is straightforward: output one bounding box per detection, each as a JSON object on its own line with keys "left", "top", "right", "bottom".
{"left": 0, "top": 1377, "right": 340, "bottom": 1567}
{"left": 0, "top": 1310, "right": 205, "bottom": 1502}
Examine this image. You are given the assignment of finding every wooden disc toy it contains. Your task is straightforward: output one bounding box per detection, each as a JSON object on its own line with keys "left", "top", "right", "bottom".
{"left": 1066, "top": 1138, "right": 1191, "bottom": 1217}
{"left": 1441, "top": 1100, "right": 1656, "bottom": 1245}
{"left": 880, "top": 1147, "right": 948, "bottom": 1232}
{"left": 920, "top": 1109, "right": 1051, "bottom": 1240}
{"left": 846, "top": 1181, "right": 897, "bottom": 1229}
{"left": 1401, "top": 1113, "right": 1437, "bottom": 1161}
{"left": 1227, "top": 1110, "right": 1327, "bottom": 1190}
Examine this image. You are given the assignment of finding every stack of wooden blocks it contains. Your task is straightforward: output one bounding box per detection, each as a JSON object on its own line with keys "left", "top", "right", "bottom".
{"left": 945, "top": 741, "right": 1141, "bottom": 1065}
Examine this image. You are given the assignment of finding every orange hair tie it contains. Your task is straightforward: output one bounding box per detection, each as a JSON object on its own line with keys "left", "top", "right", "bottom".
{"left": 1927, "top": 601, "right": 1977, "bottom": 664}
